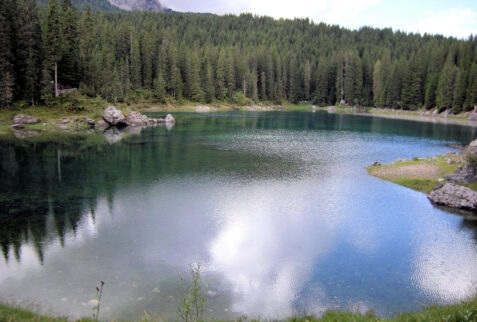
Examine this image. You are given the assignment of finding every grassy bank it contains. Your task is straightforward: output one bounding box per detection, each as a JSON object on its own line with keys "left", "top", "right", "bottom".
{"left": 2, "top": 296, "right": 477, "bottom": 321}
{"left": 366, "top": 154, "right": 477, "bottom": 194}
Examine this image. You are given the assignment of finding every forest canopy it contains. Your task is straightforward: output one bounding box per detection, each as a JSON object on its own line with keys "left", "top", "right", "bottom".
{"left": 0, "top": 0, "right": 476, "bottom": 112}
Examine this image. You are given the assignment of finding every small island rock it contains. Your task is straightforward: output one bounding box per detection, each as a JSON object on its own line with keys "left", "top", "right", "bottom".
{"left": 165, "top": 114, "right": 175, "bottom": 123}
{"left": 103, "top": 106, "right": 126, "bottom": 126}
{"left": 13, "top": 114, "right": 39, "bottom": 124}
{"left": 428, "top": 183, "right": 477, "bottom": 211}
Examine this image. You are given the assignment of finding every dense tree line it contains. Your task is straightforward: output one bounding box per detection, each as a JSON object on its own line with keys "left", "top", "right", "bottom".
{"left": 1, "top": 0, "right": 476, "bottom": 112}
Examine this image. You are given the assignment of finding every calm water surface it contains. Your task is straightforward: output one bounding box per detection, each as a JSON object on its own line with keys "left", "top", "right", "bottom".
{"left": 1, "top": 112, "right": 477, "bottom": 320}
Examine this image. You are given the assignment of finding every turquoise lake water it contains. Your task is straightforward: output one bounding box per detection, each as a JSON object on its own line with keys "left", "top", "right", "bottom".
{"left": 0, "top": 111, "right": 476, "bottom": 320}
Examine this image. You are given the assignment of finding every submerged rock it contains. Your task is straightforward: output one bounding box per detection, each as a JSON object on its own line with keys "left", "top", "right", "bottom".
{"left": 126, "top": 111, "right": 150, "bottom": 126}
{"left": 13, "top": 130, "right": 40, "bottom": 139}
{"left": 428, "top": 183, "right": 477, "bottom": 211}
{"left": 13, "top": 114, "right": 39, "bottom": 124}
{"left": 96, "top": 119, "right": 109, "bottom": 130}
{"left": 103, "top": 106, "right": 126, "bottom": 126}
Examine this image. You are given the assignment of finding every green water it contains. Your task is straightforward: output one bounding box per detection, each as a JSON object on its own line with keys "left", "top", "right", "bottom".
{"left": 0, "top": 112, "right": 476, "bottom": 320}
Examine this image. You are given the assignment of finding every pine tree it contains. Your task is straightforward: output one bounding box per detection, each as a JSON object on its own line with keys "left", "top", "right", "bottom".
{"left": 189, "top": 51, "right": 203, "bottom": 102}
{"left": 314, "top": 59, "right": 328, "bottom": 105}
{"left": 373, "top": 50, "right": 391, "bottom": 107}
{"left": 464, "top": 63, "right": 477, "bottom": 111}
{"left": 424, "top": 74, "right": 438, "bottom": 110}
{"left": 119, "top": 57, "right": 130, "bottom": 102}
{"left": 303, "top": 59, "right": 311, "bottom": 101}
{"left": 452, "top": 69, "right": 467, "bottom": 113}
{"left": 153, "top": 70, "right": 166, "bottom": 103}
{"left": 436, "top": 56, "right": 458, "bottom": 111}
{"left": 14, "top": 0, "right": 42, "bottom": 104}
{"left": 226, "top": 49, "right": 236, "bottom": 97}
{"left": 44, "top": 0, "right": 64, "bottom": 98}
{"left": 216, "top": 49, "right": 227, "bottom": 100}
{"left": 0, "top": 0, "right": 14, "bottom": 108}
{"left": 260, "top": 71, "right": 267, "bottom": 101}
{"left": 59, "top": 0, "right": 80, "bottom": 87}
{"left": 249, "top": 69, "right": 258, "bottom": 102}
{"left": 203, "top": 59, "right": 215, "bottom": 103}
{"left": 130, "top": 33, "right": 141, "bottom": 89}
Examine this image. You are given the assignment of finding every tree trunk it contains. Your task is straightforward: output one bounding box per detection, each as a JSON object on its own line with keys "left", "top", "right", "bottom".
{"left": 54, "top": 62, "right": 58, "bottom": 98}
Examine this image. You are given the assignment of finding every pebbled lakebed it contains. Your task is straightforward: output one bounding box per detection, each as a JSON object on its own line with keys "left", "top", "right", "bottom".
{"left": 1, "top": 111, "right": 477, "bottom": 320}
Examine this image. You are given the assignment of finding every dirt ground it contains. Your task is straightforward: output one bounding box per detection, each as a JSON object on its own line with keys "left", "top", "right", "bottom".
{"left": 368, "top": 163, "right": 441, "bottom": 179}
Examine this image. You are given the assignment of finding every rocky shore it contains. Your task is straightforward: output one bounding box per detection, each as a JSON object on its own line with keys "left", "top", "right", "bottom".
{"left": 367, "top": 139, "right": 477, "bottom": 212}
{"left": 7, "top": 106, "right": 175, "bottom": 140}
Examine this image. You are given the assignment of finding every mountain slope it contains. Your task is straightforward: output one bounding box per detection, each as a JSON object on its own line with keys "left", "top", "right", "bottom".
{"left": 37, "top": 0, "right": 122, "bottom": 11}
{"left": 107, "top": 0, "right": 165, "bottom": 11}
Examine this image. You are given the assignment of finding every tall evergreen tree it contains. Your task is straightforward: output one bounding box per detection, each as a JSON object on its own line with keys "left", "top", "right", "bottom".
{"left": 59, "top": 0, "right": 80, "bottom": 87}
{"left": 44, "top": 0, "right": 64, "bottom": 97}
{"left": 436, "top": 55, "right": 458, "bottom": 111}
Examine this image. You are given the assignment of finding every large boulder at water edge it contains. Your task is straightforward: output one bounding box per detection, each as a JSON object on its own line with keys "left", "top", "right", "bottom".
{"left": 126, "top": 111, "right": 150, "bottom": 126}
{"left": 428, "top": 183, "right": 477, "bottom": 211}
{"left": 467, "top": 139, "right": 477, "bottom": 155}
{"left": 444, "top": 164, "right": 477, "bottom": 184}
{"left": 103, "top": 106, "right": 126, "bottom": 126}
{"left": 165, "top": 114, "right": 175, "bottom": 123}
{"left": 13, "top": 114, "right": 39, "bottom": 124}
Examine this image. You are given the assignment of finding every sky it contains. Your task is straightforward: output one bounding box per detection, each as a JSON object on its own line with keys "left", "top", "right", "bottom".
{"left": 160, "top": 0, "right": 477, "bottom": 39}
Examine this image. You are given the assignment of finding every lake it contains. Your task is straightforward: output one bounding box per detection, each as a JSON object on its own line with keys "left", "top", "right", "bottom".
{"left": 1, "top": 111, "right": 477, "bottom": 320}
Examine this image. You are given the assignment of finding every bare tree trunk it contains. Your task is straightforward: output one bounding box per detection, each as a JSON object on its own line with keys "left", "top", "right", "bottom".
{"left": 243, "top": 79, "right": 246, "bottom": 96}
{"left": 54, "top": 62, "right": 58, "bottom": 98}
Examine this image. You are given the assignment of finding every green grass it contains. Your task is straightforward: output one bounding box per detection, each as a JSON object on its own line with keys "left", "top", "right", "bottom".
{"left": 387, "top": 178, "right": 441, "bottom": 194}
{"left": 0, "top": 303, "right": 70, "bottom": 322}
{"left": 2, "top": 296, "right": 477, "bottom": 321}
{"left": 366, "top": 154, "right": 474, "bottom": 194}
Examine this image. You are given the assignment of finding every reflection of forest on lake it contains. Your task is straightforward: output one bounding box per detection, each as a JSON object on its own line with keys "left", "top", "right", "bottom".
{"left": 1, "top": 111, "right": 477, "bottom": 320}
{"left": 2, "top": 112, "right": 476, "bottom": 264}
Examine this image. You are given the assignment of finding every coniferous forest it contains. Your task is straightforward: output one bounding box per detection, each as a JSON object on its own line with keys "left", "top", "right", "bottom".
{"left": 1, "top": 0, "right": 477, "bottom": 112}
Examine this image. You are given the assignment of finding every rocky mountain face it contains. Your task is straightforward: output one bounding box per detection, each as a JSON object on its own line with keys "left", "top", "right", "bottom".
{"left": 107, "top": 0, "right": 165, "bottom": 11}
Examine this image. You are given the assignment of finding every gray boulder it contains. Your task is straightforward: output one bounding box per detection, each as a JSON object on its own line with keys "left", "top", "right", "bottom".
{"left": 428, "top": 183, "right": 477, "bottom": 211}
{"left": 103, "top": 106, "right": 126, "bottom": 126}
{"left": 470, "top": 114, "right": 477, "bottom": 121}
{"left": 327, "top": 106, "right": 336, "bottom": 113}
{"left": 11, "top": 124, "right": 25, "bottom": 129}
{"left": 467, "top": 139, "right": 477, "bottom": 155}
{"left": 442, "top": 109, "right": 452, "bottom": 117}
{"left": 126, "top": 111, "right": 149, "bottom": 126}
{"left": 444, "top": 164, "right": 477, "bottom": 184}
{"left": 165, "top": 114, "right": 175, "bottom": 123}
{"left": 13, "top": 114, "right": 39, "bottom": 124}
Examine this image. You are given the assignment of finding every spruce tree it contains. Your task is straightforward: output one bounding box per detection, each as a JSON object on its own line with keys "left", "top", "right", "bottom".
{"left": 44, "top": 0, "right": 64, "bottom": 98}
{"left": 59, "top": 0, "right": 80, "bottom": 87}
{"left": 436, "top": 56, "right": 458, "bottom": 111}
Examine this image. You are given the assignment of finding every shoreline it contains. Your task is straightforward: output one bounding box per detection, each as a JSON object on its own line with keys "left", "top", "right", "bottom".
{"left": 1, "top": 102, "right": 477, "bottom": 140}
{"left": 2, "top": 294, "right": 477, "bottom": 321}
